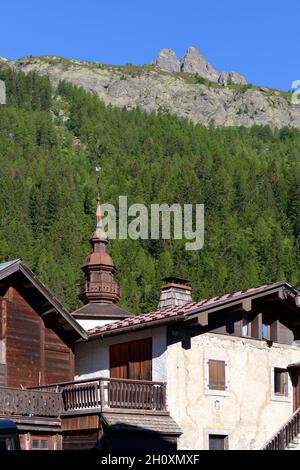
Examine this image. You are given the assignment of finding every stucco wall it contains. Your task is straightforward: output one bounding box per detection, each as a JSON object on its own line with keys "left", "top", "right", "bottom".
{"left": 167, "top": 332, "right": 300, "bottom": 450}
{"left": 75, "top": 326, "right": 167, "bottom": 382}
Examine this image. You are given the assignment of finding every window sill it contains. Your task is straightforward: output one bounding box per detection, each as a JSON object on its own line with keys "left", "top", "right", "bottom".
{"left": 205, "top": 389, "right": 229, "bottom": 397}
{"left": 271, "top": 394, "right": 291, "bottom": 403}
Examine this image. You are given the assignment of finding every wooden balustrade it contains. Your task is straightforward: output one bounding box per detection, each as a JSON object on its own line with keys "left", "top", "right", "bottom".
{"left": 60, "top": 377, "right": 167, "bottom": 412}
{"left": 0, "top": 386, "right": 63, "bottom": 418}
{"left": 262, "top": 407, "right": 300, "bottom": 450}
{"left": 32, "top": 377, "right": 167, "bottom": 413}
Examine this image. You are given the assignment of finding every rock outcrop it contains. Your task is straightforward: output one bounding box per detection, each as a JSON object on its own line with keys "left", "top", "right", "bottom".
{"left": 156, "top": 48, "right": 180, "bottom": 72}
{"left": 1, "top": 55, "right": 298, "bottom": 130}
{"left": 218, "top": 71, "right": 247, "bottom": 86}
{"left": 180, "top": 46, "right": 219, "bottom": 82}
{"left": 155, "top": 46, "right": 247, "bottom": 86}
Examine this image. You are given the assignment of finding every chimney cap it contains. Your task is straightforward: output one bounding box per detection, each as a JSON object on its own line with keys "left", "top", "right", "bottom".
{"left": 161, "top": 276, "right": 191, "bottom": 286}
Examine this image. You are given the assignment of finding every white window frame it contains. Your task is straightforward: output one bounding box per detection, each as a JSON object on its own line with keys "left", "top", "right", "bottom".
{"left": 271, "top": 366, "right": 291, "bottom": 403}
{"left": 204, "top": 428, "right": 231, "bottom": 450}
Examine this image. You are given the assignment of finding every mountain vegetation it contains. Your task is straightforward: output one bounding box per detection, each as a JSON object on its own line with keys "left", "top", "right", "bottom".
{"left": 0, "top": 66, "right": 299, "bottom": 313}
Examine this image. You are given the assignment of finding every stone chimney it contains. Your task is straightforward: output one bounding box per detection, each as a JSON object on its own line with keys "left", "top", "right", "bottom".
{"left": 158, "top": 276, "right": 192, "bottom": 309}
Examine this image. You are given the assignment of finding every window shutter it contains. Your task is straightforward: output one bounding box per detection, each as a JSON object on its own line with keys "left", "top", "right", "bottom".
{"left": 270, "top": 320, "right": 279, "bottom": 342}
{"left": 208, "top": 360, "right": 226, "bottom": 390}
{"left": 251, "top": 313, "right": 262, "bottom": 339}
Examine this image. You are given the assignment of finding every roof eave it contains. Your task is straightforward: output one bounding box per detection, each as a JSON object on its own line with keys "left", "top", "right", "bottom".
{"left": 19, "top": 263, "right": 88, "bottom": 340}
{"left": 85, "top": 281, "right": 298, "bottom": 341}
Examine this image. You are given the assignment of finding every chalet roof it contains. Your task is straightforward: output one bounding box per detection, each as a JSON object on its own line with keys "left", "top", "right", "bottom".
{"left": 102, "top": 412, "right": 182, "bottom": 436}
{"left": 0, "top": 259, "right": 88, "bottom": 341}
{"left": 0, "top": 259, "right": 21, "bottom": 271}
{"left": 87, "top": 280, "right": 299, "bottom": 339}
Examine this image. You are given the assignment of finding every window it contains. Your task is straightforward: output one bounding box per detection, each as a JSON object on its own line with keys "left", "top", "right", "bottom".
{"left": 208, "top": 360, "right": 226, "bottom": 391}
{"left": 243, "top": 313, "right": 274, "bottom": 341}
{"left": 30, "top": 436, "right": 51, "bottom": 450}
{"left": 274, "top": 369, "right": 288, "bottom": 396}
{"left": 262, "top": 315, "right": 271, "bottom": 340}
{"left": 209, "top": 434, "right": 228, "bottom": 450}
{"left": 242, "top": 314, "right": 250, "bottom": 337}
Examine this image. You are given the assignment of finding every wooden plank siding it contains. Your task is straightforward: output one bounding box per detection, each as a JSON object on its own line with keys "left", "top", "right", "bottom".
{"left": 44, "top": 328, "right": 75, "bottom": 385}
{"left": 0, "top": 363, "right": 6, "bottom": 386}
{"left": 62, "top": 431, "right": 99, "bottom": 450}
{"left": 4, "top": 287, "right": 74, "bottom": 388}
{"left": 61, "top": 415, "right": 99, "bottom": 432}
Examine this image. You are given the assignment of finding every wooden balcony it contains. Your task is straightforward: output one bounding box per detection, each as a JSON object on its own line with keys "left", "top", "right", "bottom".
{"left": 0, "top": 386, "right": 63, "bottom": 418}
{"left": 34, "top": 377, "right": 167, "bottom": 414}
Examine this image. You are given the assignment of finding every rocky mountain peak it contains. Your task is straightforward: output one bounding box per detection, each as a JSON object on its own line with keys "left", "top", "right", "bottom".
{"left": 156, "top": 48, "right": 180, "bottom": 72}
{"left": 180, "top": 46, "right": 219, "bottom": 82}
{"left": 155, "top": 46, "right": 247, "bottom": 86}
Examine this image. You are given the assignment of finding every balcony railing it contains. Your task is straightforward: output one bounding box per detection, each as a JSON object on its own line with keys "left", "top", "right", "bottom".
{"left": 33, "top": 377, "right": 167, "bottom": 413}
{"left": 0, "top": 386, "right": 63, "bottom": 418}
{"left": 262, "top": 407, "right": 300, "bottom": 450}
{"left": 78, "top": 282, "right": 120, "bottom": 297}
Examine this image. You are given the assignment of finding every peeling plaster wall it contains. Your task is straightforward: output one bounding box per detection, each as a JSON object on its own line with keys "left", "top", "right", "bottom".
{"left": 166, "top": 333, "right": 300, "bottom": 450}
{"left": 75, "top": 326, "right": 167, "bottom": 382}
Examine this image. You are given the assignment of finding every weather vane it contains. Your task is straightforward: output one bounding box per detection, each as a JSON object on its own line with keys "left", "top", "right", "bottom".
{"left": 95, "top": 166, "right": 101, "bottom": 199}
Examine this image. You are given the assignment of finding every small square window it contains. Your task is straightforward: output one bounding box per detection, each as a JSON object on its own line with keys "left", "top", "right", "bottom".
{"left": 209, "top": 434, "right": 228, "bottom": 450}
{"left": 30, "top": 436, "right": 51, "bottom": 450}
{"left": 274, "top": 368, "right": 288, "bottom": 396}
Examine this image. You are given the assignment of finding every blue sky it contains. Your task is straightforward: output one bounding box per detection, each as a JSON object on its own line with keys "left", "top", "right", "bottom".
{"left": 0, "top": 0, "right": 298, "bottom": 91}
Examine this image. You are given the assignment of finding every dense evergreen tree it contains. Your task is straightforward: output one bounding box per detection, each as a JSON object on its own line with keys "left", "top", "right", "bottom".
{"left": 0, "top": 67, "right": 299, "bottom": 313}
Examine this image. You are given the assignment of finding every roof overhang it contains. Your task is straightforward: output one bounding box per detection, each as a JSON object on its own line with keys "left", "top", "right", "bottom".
{"left": 287, "top": 362, "right": 300, "bottom": 370}
{"left": 85, "top": 281, "right": 299, "bottom": 341}
{"left": 0, "top": 259, "right": 88, "bottom": 341}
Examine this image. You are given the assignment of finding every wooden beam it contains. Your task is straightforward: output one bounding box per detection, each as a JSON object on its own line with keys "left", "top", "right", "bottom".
{"left": 41, "top": 308, "right": 56, "bottom": 317}
{"left": 258, "top": 287, "right": 285, "bottom": 303}
{"left": 196, "top": 311, "right": 208, "bottom": 326}
{"left": 242, "top": 298, "right": 252, "bottom": 312}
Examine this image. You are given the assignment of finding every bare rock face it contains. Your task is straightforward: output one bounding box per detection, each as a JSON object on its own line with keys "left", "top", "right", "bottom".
{"left": 218, "top": 71, "right": 247, "bottom": 86}
{"left": 156, "top": 48, "right": 180, "bottom": 72}
{"left": 7, "top": 56, "right": 300, "bottom": 131}
{"left": 180, "top": 46, "right": 219, "bottom": 82}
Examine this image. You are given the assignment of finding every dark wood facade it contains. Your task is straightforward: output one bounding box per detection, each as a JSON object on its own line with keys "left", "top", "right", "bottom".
{"left": 0, "top": 287, "right": 74, "bottom": 388}
{"left": 0, "top": 260, "right": 86, "bottom": 450}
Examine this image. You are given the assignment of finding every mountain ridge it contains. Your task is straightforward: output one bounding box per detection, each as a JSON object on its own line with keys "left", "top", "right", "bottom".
{"left": 0, "top": 48, "right": 299, "bottom": 129}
